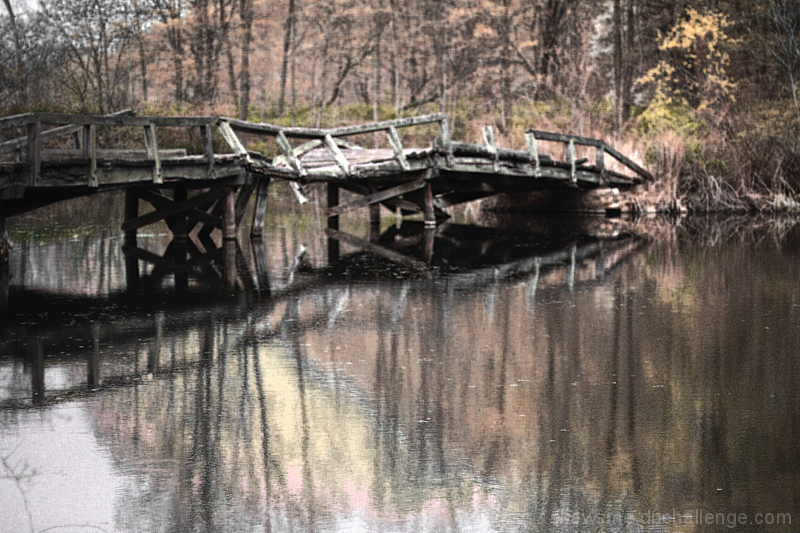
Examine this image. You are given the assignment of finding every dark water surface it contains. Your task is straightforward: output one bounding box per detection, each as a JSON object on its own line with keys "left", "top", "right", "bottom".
{"left": 1, "top": 195, "right": 799, "bottom": 532}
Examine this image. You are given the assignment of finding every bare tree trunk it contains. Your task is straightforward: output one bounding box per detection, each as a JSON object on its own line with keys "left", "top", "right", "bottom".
{"left": 308, "top": 51, "right": 319, "bottom": 126}
{"left": 373, "top": 22, "right": 382, "bottom": 147}
{"left": 613, "top": 0, "right": 623, "bottom": 132}
{"left": 315, "top": 36, "right": 331, "bottom": 127}
{"left": 279, "top": 0, "right": 297, "bottom": 116}
{"left": 501, "top": 0, "right": 512, "bottom": 131}
{"left": 291, "top": 55, "right": 297, "bottom": 126}
{"left": 218, "top": 0, "right": 237, "bottom": 106}
{"left": 622, "top": 0, "right": 635, "bottom": 124}
{"left": 170, "top": 26, "right": 186, "bottom": 103}
{"left": 389, "top": 0, "right": 400, "bottom": 116}
{"left": 239, "top": 0, "right": 254, "bottom": 119}
{"left": 132, "top": 0, "right": 148, "bottom": 102}
{"left": 3, "top": 0, "right": 26, "bottom": 103}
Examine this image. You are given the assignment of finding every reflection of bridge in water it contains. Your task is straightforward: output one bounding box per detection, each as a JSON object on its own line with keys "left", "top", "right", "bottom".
{"left": 0, "top": 221, "right": 650, "bottom": 530}
{"left": 0, "top": 221, "right": 642, "bottom": 407}
{"left": 0, "top": 110, "right": 652, "bottom": 265}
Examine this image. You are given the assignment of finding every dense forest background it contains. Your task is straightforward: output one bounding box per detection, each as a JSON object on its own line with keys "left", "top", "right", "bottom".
{"left": 2, "top": 0, "right": 800, "bottom": 211}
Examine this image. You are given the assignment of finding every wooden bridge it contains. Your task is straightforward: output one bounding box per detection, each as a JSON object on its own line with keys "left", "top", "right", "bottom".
{"left": 0, "top": 110, "right": 652, "bottom": 264}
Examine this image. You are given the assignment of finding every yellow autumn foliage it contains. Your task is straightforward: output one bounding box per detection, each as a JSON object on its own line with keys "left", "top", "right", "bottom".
{"left": 637, "top": 8, "right": 738, "bottom": 114}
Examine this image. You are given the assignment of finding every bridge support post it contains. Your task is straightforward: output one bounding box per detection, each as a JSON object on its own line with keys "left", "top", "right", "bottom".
{"left": 0, "top": 216, "right": 8, "bottom": 265}
{"left": 251, "top": 177, "right": 271, "bottom": 238}
{"left": 222, "top": 188, "right": 236, "bottom": 241}
{"left": 224, "top": 241, "right": 237, "bottom": 289}
{"left": 0, "top": 258, "right": 8, "bottom": 321}
{"left": 327, "top": 184, "right": 340, "bottom": 263}
{"left": 171, "top": 188, "right": 188, "bottom": 241}
{"left": 369, "top": 186, "right": 381, "bottom": 243}
{"left": 424, "top": 183, "right": 436, "bottom": 228}
{"left": 424, "top": 227, "right": 435, "bottom": 266}
{"left": 124, "top": 189, "right": 139, "bottom": 244}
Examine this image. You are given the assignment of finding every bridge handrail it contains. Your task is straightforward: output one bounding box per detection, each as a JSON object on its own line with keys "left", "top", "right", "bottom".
{"left": 221, "top": 113, "right": 452, "bottom": 178}
{"left": 527, "top": 129, "right": 653, "bottom": 182}
{"left": 0, "top": 112, "right": 220, "bottom": 188}
{"left": 0, "top": 110, "right": 139, "bottom": 155}
{"left": 0, "top": 113, "right": 216, "bottom": 130}
{"left": 221, "top": 113, "right": 445, "bottom": 139}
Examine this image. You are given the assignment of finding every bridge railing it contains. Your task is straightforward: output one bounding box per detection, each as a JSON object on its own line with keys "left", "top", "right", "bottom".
{"left": 526, "top": 129, "right": 653, "bottom": 184}
{"left": 219, "top": 113, "right": 452, "bottom": 178}
{"left": 0, "top": 112, "right": 219, "bottom": 187}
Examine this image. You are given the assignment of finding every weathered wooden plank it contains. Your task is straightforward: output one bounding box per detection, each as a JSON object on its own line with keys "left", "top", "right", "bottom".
{"left": 201, "top": 124, "right": 215, "bottom": 174}
{"left": 272, "top": 139, "right": 322, "bottom": 167}
{"left": 218, "top": 120, "right": 248, "bottom": 157}
{"left": 424, "top": 182, "right": 436, "bottom": 227}
{"left": 439, "top": 117, "right": 454, "bottom": 168}
{"left": 328, "top": 179, "right": 427, "bottom": 216}
{"left": 326, "top": 114, "right": 444, "bottom": 137}
{"left": 325, "top": 228, "right": 427, "bottom": 269}
{"left": 596, "top": 146, "right": 606, "bottom": 184}
{"left": 434, "top": 190, "right": 496, "bottom": 208}
{"left": 568, "top": 139, "right": 576, "bottom": 183}
{"left": 137, "top": 188, "right": 222, "bottom": 229}
{"left": 250, "top": 177, "right": 271, "bottom": 238}
{"left": 334, "top": 138, "right": 364, "bottom": 150}
{"left": 234, "top": 179, "right": 258, "bottom": 225}
{"left": 448, "top": 163, "right": 598, "bottom": 185}
{"left": 222, "top": 189, "right": 236, "bottom": 240}
{"left": 26, "top": 120, "right": 41, "bottom": 187}
{"left": 526, "top": 129, "right": 603, "bottom": 148}
{"left": 0, "top": 113, "right": 214, "bottom": 129}
{"left": 386, "top": 126, "right": 411, "bottom": 171}
{"left": 276, "top": 131, "right": 306, "bottom": 176}
{"left": 323, "top": 134, "right": 350, "bottom": 176}
{"left": 121, "top": 187, "right": 231, "bottom": 232}
{"left": 482, "top": 125, "right": 499, "bottom": 173}
{"left": 339, "top": 182, "right": 422, "bottom": 213}
{"left": 143, "top": 123, "right": 162, "bottom": 184}
{"left": 41, "top": 148, "right": 188, "bottom": 160}
{"left": 603, "top": 143, "right": 653, "bottom": 181}
{"left": 0, "top": 110, "right": 135, "bottom": 154}
{"left": 222, "top": 113, "right": 444, "bottom": 140}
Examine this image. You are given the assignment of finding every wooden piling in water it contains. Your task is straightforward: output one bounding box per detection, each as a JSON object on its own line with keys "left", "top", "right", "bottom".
{"left": 222, "top": 188, "right": 237, "bottom": 241}
{"left": 327, "top": 184, "right": 340, "bottom": 262}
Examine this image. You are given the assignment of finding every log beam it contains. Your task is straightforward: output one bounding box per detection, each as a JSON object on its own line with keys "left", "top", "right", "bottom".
{"left": 327, "top": 179, "right": 427, "bottom": 217}
{"left": 122, "top": 187, "right": 231, "bottom": 233}
{"left": 251, "top": 177, "right": 271, "bottom": 238}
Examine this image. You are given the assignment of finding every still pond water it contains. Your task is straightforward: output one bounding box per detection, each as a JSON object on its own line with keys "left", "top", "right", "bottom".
{"left": 0, "top": 193, "right": 799, "bottom": 532}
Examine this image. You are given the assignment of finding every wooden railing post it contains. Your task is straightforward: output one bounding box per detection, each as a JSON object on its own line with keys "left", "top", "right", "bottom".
{"left": 439, "top": 117, "right": 454, "bottom": 168}
{"left": 386, "top": 126, "right": 410, "bottom": 171}
{"left": 201, "top": 123, "right": 215, "bottom": 175}
{"left": 144, "top": 123, "right": 162, "bottom": 184}
{"left": 277, "top": 130, "right": 308, "bottom": 177}
{"left": 83, "top": 124, "right": 97, "bottom": 187}
{"left": 596, "top": 145, "right": 607, "bottom": 185}
{"left": 567, "top": 139, "right": 576, "bottom": 183}
{"left": 26, "top": 119, "right": 41, "bottom": 187}
{"left": 222, "top": 187, "right": 236, "bottom": 241}
{"left": 483, "top": 125, "right": 499, "bottom": 172}
{"left": 323, "top": 134, "right": 350, "bottom": 176}
{"left": 526, "top": 131, "right": 540, "bottom": 177}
